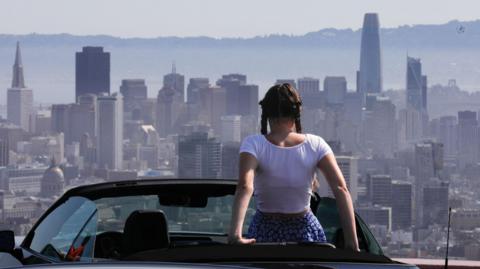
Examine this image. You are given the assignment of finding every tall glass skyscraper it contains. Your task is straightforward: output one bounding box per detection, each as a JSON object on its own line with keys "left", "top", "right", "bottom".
{"left": 406, "top": 57, "right": 427, "bottom": 111}
{"left": 358, "top": 13, "right": 382, "bottom": 95}
{"left": 75, "top": 46, "right": 110, "bottom": 101}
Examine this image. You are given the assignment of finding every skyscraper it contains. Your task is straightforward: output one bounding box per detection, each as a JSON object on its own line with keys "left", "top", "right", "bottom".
{"left": 120, "top": 79, "right": 147, "bottom": 105}
{"left": 324, "top": 76, "right": 347, "bottom": 105}
{"left": 297, "top": 77, "right": 322, "bottom": 109}
{"left": 156, "top": 86, "right": 185, "bottom": 137}
{"left": 7, "top": 42, "right": 34, "bottom": 132}
{"left": 178, "top": 132, "right": 221, "bottom": 179}
{"left": 457, "top": 111, "right": 479, "bottom": 168}
{"left": 391, "top": 181, "right": 412, "bottom": 230}
{"left": 120, "top": 79, "right": 148, "bottom": 119}
{"left": 220, "top": 115, "right": 241, "bottom": 143}
{"left": 163, "top": 63, "right": 185, "bottom": 97}
{"left": 187, "top": 77, "right": 209, "bottom": 104}
{"left": 217, "top": 74, "right": 246, "bottom": 116}
{"left": 406, "top": 57, "right": 427, "bottom": 111}
{"left": 358, "top": 13, "right": 382, "bottom": 95}
{"left": 363, "top": 96, "right": 397, "bottom": 157}
{"left": 96, "top": 93, "right": 123, "bottom": 170}
{"left": 75, "top": 46, "right": 110, "bottom": 101}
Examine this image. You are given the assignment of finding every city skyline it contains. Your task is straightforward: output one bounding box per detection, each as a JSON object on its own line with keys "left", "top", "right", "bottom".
{"left": 1, "top": 11, "right": 480, "bottom": 261}
{"left": 3, "top": 16, "right": 480, "bottom": 105}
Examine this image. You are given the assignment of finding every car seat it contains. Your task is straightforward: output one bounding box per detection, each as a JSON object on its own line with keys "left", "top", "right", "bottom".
{"left": 122, "top": 210, "right": 170, "bottom": 256}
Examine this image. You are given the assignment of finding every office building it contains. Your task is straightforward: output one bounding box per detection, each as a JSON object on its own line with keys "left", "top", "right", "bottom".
{"left": 222, "top": 141, "right": 240, "bottom": 179}
{"left": 7, "top": 42, "right": 34, "bottom": 132}
{"left": 358, "top": 13, "right": 382, "bottom": 94}
{"left": 156, "top": 85, "right": 185, "bottom": 137}
{"left": 422, "top": 181, "right": 449, "bottom": 227}
{"left": 178, "top": 132, "right": 221, "bottom": 179}
{"left": 363, "top": 96, "right": 396, "bottom": 157}
{"left": 75, "top": 46, "right": 110, "bottom": 100}
{"left": 406, "top": 57, "right": 427, "bottom": 111}
{"left": 357, "top": 205, "right": 392, "bottom": 232}
{"left": 120, "top": 79, "right": 147, "bottom": 116}
{"left": 324, "top": 76, "right": 347, "bottom": 105}
{"left": 369, "top": 174, "right": 392, "bottom": 207}
{"left": 457, "top": 111, "right": 478, "bottom": 168}
{"left": 429, "top": 116, "right": 457, "bottom": 158}
{"left": 297, "top": 77, "right": 320, "bottom": 95}
{"left": 317, "top": 155, "right": 358, "bottom": 203}
{"left": 187, "top": 78, "right": 209, "bottom": 104}
{"left": 216, "top": 74, "right": 256, "bottom": 117}
{"left": 238, "top": 84, "right": 259, "bottom": 119}
{"left": 163, "top": 63, "right": 185, "bottom": 97}
{"left": 0, "top": 139, "right": 8, "bottom": 167}
{"left": 392, "top": 181, "right": 412, "bottom": 230}
{"left": 220, "top": 115, "right": 242, "bottom": 143}
{"left": 398, "top": 108, "right": 424, "bottom": 149}
{"left": 297, "top": 77, "right": 322, "bottom": 109}
{"left": 197, "top": 86, "right": 227, "bottom": 136}
{"left": 96, "top": 94, "right": 123, "bottom": 170}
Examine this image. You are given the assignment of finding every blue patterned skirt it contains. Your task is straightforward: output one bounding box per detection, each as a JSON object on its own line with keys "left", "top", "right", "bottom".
{"left": 247, "top": 210, "right": 327, "bottom": 243}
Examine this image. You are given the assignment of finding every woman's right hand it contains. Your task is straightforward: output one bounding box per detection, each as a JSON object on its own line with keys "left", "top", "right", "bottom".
{"left": 228, "top": 235, "right": 256, "bottom": 245}
{"left": 345, "top": 242, "right": 360, "bottom": 252}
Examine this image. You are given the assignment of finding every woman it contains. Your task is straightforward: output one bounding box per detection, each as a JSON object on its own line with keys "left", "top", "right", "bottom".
{"left": 228, "top": 83, "right": 359, "bottom": 251}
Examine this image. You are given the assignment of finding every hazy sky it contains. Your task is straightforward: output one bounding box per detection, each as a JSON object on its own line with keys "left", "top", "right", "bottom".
{"left": 2, "top": 0, "right": 480, "bottom": 38}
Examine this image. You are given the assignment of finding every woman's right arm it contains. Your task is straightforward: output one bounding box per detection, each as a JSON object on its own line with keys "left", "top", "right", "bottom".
{"left": 317, "top": 153, "right": 360, "bottom": 251}
{"left": 228, "top": 152, "right": 257, "bottom": 244}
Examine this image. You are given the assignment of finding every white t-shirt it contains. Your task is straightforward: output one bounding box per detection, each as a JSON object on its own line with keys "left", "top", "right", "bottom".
{"left": 239, "top": 133, "right": 333, "bottom": 213}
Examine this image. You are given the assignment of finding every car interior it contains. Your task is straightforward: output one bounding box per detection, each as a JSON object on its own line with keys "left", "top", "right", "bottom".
{"left": 89, "top": 194, "right": 377, "bottom": 261}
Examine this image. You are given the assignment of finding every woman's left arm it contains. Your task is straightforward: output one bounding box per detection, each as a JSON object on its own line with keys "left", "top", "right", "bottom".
{"left": 228, "top": 152, "right": 257, "bottom": 244}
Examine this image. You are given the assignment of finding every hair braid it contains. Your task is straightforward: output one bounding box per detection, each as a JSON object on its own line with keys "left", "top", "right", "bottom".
{"left": 260, "top": 112, "right": 268, "bottom": 135}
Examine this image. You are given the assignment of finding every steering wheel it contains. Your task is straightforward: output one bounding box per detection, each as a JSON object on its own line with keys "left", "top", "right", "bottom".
{"left": 94, "top": 231, "right": 122, "bottom": 259}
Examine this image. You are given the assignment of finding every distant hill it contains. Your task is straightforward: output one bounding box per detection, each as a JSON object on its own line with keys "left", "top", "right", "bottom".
{"left": 0, "top": 19, "right": 477, "bottom": 49}
{"left": 1, "top": 19, "right": 480, "bottom": 104}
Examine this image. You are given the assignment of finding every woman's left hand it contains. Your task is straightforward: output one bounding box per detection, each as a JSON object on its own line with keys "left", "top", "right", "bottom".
{"left": 228, "top": 235, "right": 256, "bottom": 245}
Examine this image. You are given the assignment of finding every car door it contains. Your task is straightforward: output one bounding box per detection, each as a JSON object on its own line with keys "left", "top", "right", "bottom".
{"left": 312, "top": 195, "right": 384, "bottom": 255}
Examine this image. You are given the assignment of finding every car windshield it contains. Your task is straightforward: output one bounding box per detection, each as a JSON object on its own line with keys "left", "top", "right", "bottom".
{"left": 25, "top": 191, "right": 256, "bottom": 262}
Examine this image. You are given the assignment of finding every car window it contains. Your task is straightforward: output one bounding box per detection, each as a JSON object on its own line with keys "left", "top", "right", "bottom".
{"left": 94, "top": 194, "right": 254, "bottom": 235}
{"left": 28, "top": 196, "right": 97, "bottom": 262}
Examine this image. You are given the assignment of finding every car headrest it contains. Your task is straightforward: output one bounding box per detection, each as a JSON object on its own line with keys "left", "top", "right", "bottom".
{"left": 122, "top": 210, "right": 170, "bottom": 256}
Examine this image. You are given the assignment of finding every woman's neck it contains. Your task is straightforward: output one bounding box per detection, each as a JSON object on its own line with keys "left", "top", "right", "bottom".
{"left": 268, "top": 118, "right": 296, "bottom": 137}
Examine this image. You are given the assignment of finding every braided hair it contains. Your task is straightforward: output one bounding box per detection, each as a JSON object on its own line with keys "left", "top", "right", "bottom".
{"left": 259, "top": 83, "right": 303, "bottom": 135}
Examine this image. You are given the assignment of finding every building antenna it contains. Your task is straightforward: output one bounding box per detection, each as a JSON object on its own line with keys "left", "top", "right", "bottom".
{"left": 444, "top": 207, "right": 452, "bottom": 269}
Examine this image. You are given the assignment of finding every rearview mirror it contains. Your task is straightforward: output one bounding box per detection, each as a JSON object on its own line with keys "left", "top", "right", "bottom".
{"left": 0, "top": 230, "right": 15, "bottom": 253}
{"left": 159, "top": 194, "right": 208, "bottom": 207}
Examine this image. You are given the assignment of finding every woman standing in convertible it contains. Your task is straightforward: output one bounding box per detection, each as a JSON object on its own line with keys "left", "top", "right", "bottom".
{"left": 228, "top": 83, "right": 359, "bottom": 251}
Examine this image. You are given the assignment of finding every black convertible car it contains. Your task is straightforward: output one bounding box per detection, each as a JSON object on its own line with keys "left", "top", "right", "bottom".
{"left": 0, "top": 179, "right": 418, "bottom": 268}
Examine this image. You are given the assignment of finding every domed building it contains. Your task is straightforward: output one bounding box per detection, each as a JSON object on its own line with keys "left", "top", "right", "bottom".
{"left": 40, "top": 158, "right": 65, "bottom": 198}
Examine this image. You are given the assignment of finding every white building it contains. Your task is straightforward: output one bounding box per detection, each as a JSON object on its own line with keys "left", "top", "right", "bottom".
{"left": 7, "top": 42, "right": 34, "bottom": 133}
{"left": 96, "top": 93, "right": 123, "bottom": 170}
{"left": 317, "top": 155, "right": 358, "bottom": 203}
{"left": 220, "top": 115, "right": 241, "bottom": 143}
